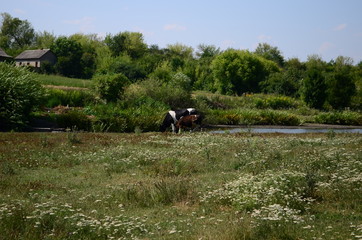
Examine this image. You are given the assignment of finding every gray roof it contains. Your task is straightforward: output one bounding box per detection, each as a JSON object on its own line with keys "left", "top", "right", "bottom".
{"left": 0, "top": 48, "right": 12, "bottom": 58}
{"left": 15, "top": 49, "right": 52, "bottom": 60}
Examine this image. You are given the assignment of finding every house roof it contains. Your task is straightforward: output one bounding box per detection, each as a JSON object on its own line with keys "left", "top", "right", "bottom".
{"left": 15, "top": 49, "right": 53, "bottom": 60}
{"left": 0, "top": 48, "right": 12, "bottom": 58}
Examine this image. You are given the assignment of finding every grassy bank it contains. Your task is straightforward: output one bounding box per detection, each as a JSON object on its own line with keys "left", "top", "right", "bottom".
{"left": 0, "top": 132, "right": 361, "bottom": 239}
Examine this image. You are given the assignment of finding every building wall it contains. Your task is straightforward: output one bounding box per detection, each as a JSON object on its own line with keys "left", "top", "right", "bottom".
{"left": 15, "top": 51, "right": 57, "bottom": 67}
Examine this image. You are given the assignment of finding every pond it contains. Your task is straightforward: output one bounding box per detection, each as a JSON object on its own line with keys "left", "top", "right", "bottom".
{"left": 209, "top": 127, "right": 362, "bottom": 134}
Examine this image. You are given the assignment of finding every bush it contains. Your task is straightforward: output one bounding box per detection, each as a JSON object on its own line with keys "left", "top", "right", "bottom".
{"left": 44, "top": 88, "right": 95, "bottom": 107}
{"left": 93, "top": 73, "right": 130, "bottom": 102}
{"left": 0, "top": 63, "right": 44, "bottom": 130}
{"left": 84, "top": 103, "right": 127, "bottom": 132}
{"left": 254, "top": 95, "right": 299, "bottom": 109}
{"left": 123, "top": 78, "right": 193, "bottom": 109}
{"left": 56, "top": 111, "right": 92, "bottom": 131}
{"left": 315, "top": 111, "right": 362, "bottom": 125}
{"left": 205, "top": 109, "right": 301, "bottom": 126}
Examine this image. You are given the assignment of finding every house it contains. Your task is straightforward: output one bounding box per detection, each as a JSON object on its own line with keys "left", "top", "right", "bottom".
{"left": 0, "top": 48, "right": 13, "bottom": 62}
{"left": 15, "top": 49, "right": 56, "bottom": 68}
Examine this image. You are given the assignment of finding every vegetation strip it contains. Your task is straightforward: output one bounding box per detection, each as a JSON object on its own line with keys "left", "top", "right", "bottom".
{"left": 1, "top": 132, "right": 361, "bottom": 239}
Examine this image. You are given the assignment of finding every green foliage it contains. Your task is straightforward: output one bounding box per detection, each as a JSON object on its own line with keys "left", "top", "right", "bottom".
{"left": 302, "top": 56, "right": 327, "bottom": 109}
{"left": 0, "top": 12, "right": 35, "bottom": 50}
{"left": 123, "top": 78, "right": 193, "bottom": 109}
{"left": 260, "top": 59, "right": 305, "bottom": 97}
{"left": 105, "top": 31, "right": 147, "bottom": 59}
{"left": 51, "top": 36, "right": 84, "bottom": 78}
{"left": 206, "top": 109, "right": 301, "bottom": 126}
{"left": 44, "top": 88, "right": 95, "bottom": 107}
{"left": 101, "top": 54, "right": 146, "bottom": 81}
{"left": 254, "top": 42, "right": 285, "bottom": 67}
{"left": 86, "top": 103, "right": 127, "bottom": 132}
{"left": 35, "top": 74, "right": 94, "bottom": 88}
{"left": 169, "top": 72, "right": 192, "bottom": 91}
{"left": 2, "top": 132, "right": 361, "bottom": 239}
{"left": 253, "top": 95, "right": 299, "bottom": 109}
{"left": 0, "top": 63, "right": 44, "bottom": 130}
{"left": 315, "top": 111, "right": 362, "bottom": 125}
{"left": 326, "top": 56, "right": 356, "bottom": 109}
{"left": 93, "top": 73, "right": 130, "bottom": 102}
{"left": 119, "top": 98, "right": 168, "bottom": 132}
{"left": 212, "top": 49, "right": 279, "bottom": 95}
{"left": 56, "top": 110, "right": 91, "bottom": 131}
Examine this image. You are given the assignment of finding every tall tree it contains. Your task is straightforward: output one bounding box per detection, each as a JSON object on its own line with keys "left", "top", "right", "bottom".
{"left": 51, "top": 37, "right": 84, "bottom": 78}
{"left": 302, "top": 55, "right": 327, "bottom": 109}
{"left": 105, "top": 31, "right": 147, "bottom": 59}
{"left": 254, "top": 43, "right": 285, "bottom": 67}
{"left": 0, "top": 13, "right": 35, "bottom": 50}
{"left": 35, "top": 31, "right": 56, "bottom": 49}
{"left": 326, "top": 56, "right": 356, "bottom": 109}
{"left": 212, "top": 49, "right": 279, "bottom": 95}
{"left": 260, "top": 58, "right": 305, "bottom": 97}
{"left": 196, "top": 44, "right": 220, "bottom": 59}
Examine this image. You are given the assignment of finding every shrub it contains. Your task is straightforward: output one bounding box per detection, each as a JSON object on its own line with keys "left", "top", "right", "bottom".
{"left": 44, "top": 88, "right": 95, "bottom": 107}
{"left": 254, "top": 95, "right": 299, "bottom": 109}
{"left": 205, "top": 109, "right": 301, "bottom": 126}
{"left": 123, "top": 78, "right": 193, "bottom": 109}
{"left": 93, "top": 73, "right": 130, "bottom": 102}
{"left": 0, "top": 63, "right": 44, "bottom": 130}
{"left": 56, "top": 111, "right": 92, "bottom": 131}
{"left": 315, "top": 111, "right": 362, "bottom": 125}
{"left": 84, "top": 103, "right": 127, "bottom": 132}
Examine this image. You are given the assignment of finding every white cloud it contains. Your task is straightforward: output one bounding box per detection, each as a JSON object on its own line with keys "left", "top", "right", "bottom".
{"left": 257, "top": 34, "right": 272, "bottom": 42}
{"left": 319, "top": 42, "right": 335, "bottom": 54}
{"left": 334, "top": 23, "right": 347, "bottom": 31}
{"left": 14, "top": 9, "right": 26, "bottom": 15}
{"left": 63, "top": 17, "right": 95, "bottom": 33}
{"left": 164, "top": 24, "right": 187, "bottom": 31}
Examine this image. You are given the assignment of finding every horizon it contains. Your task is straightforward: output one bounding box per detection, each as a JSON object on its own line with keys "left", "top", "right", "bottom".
{"left": 2, "top": 0, "right": 362, "bottom": 63}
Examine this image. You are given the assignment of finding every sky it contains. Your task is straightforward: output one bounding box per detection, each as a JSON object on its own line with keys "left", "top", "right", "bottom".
{"left": 1, "top": 0, "right": 362, "bottom": 63}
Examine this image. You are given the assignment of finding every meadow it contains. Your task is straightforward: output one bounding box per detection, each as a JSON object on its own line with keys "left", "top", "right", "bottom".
{"left": 0, "top": 131, "right": 361, "bottom": 239}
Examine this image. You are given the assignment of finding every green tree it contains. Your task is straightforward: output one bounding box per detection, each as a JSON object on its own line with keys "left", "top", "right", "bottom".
{"left": 35, "top": 31, "right": 56, "bottom": 49}
{"left": 105, "top": 31, "right": 147, "bottom": 59}
{"left": 302, "top": 55, "right": 327, "bottom": 109}
{"left": 0, "top": 12, "right": 35, "bottom": 52}
{"left": 70, "top": 33, "right": 102, "bottom": 79}
{"left": 196, "top": 44, "right": 220, "bottom": 59}
{"left": 326, "top": 56, "right": 356, "bottom": 109}
{"left": 94, "top": 73, "right": 130, "bottom": 102}
{"left": 254, "top": 43, "right": 285, "bottom": 67}
{"left": 212, "top": 49, "right": 279, "bottom": 95}
{"left": 51, "top": 36, "right": 84, "bottom": 78}
{"left": 261, "top": 58, "right": 305, "bottom": 97}
{"left": 194, "top": 44, "right": 220, "bottom": 91}
{"left": 0, "top": 63, "right": 44, "bottom": 130}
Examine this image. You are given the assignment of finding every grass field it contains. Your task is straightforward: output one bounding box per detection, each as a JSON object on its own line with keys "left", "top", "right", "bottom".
{"left": 0, "top": 132, "right": 361, "bottom": 239}
{"left": 35, "top": 74, "right": 94, "bottom": 89}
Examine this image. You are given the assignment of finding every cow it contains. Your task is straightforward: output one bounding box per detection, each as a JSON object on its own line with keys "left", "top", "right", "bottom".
{"left": 176, "top": 114, "right": 202, "bottom": 133}
{"left": 160, "top": 108, "right": 197, "bottom": 133}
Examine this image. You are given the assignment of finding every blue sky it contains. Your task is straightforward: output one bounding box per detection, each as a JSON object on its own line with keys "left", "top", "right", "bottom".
{"left": 2, "top": 0, "right": 362, "bottom": 63}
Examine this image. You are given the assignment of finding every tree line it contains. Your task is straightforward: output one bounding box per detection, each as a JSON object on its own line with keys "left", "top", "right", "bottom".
{"left": 1, "top": 12, "right": 361, "bottom": 110}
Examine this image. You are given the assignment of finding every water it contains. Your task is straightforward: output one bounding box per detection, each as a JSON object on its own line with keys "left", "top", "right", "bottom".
{"left": 210, "top": 127, "right": 362, "bottom": 134}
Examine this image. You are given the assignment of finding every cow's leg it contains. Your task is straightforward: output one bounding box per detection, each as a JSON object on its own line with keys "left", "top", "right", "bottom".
{"left": 171, "top": 123, "right": 176, "bottom": 133}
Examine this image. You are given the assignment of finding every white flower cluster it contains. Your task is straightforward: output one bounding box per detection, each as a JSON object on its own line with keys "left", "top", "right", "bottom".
{"left": 0, "top": 199, "right": 149, "bottom": 239}
{"left": 251, "top": 204, "right": 304, "bottom": 226}
{"left": 201, "top": 170, "right": 312, "bottom": 224}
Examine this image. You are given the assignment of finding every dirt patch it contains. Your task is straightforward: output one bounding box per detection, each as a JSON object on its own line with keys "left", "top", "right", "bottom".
{"left": 43, "top": 85, "right": 89, "bottom": 91}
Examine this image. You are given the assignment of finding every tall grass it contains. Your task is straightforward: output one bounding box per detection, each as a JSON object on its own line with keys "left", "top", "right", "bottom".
{"left": 0, "top": 132, "right": 361, "bottom": 239}
{"left": 35, "top": 74, "right": 94, "bottom": 88}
